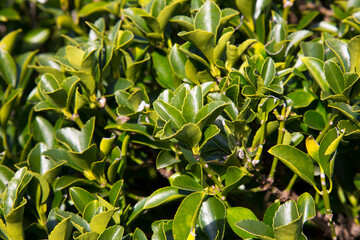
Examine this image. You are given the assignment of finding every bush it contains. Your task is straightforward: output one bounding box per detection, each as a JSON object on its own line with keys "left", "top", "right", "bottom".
{"left": 1, "top": 0, "right": 360, "bottom": 239}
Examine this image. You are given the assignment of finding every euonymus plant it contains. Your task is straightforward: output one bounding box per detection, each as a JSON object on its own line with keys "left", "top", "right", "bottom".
{"left": 1, "top": 0, "right": 360, "bottom": 239}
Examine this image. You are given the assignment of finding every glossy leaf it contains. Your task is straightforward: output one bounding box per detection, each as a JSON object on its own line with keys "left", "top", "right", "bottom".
{"left": 173, "top": 192, "right": 206, "bottom": 240}
{"left": 98, "top": 225, "right": 124, "bottom": 240}
{"left": 236, "top": 220, "right": 275, "bottom": 240}
{"left": 268, "top": 145, "right": 315, "bottom": 187}
{"left": 55, "top": 117, "right": 95, "bottom": 153}
{"left": 0, "top": 29, "right": 22, "bottom": 53}
{"left": 301, "top": 57, "right": 329, "bottom": 92}
{"left": 348, "top": 35, "right": 360, "bottom": 72}
{"left": 194, "top": 0, "right": 221, "bottom": 34}
{"left": 49, "top": 217, "right": 72, "bottom": 240}
{"left": 273, "top": 200, "right": 299, "bottom": 228}
{"left": 324, "top": 60, "right": 345, "bottom": 94}
{"left": 0, "top": 49, "right": 17, "bottom": 86}
{"left": 326, "top": 38, "right": 350, "bottom": 72}
{"left": 156, "top": 150, "right": 181, "bottom": 169}
{"left": 144, "top": 186, "right": 186, "bottom": 209}
{"left": 108, "top": 179, "right": 124, "bottom": 207}
{"left": 198, "top": 196, "right": 226, "bottom": 240}
{"left": 154, "top": 99, "right": 186, "bottom": 130}
{"left": 287, "top": 90, "right": 315, "bottom": 108}
{"left": 297, "top": 192, "right": 316, "bottom": 224}
{"left": 171, "top": 175, "right": 203, "bottom": 191}
{"left": 304, "top": 110, "right": 325, "bottom": 130}
{"left": 69, "top": 187, "right": 96, "bottom": 214}
{"left": 182, "top": 85, "right": 203, "bottom": 123}
{"left": 89, "top": 209, "right": 117, "bottom": 234}
{"left": 227, "top": 207, "right": 259, "bottom": 239}
{"left": 263, "top": 202, "right": 281, "bottom": 227}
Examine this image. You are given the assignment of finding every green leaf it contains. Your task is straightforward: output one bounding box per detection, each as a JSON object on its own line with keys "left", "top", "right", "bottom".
{"left": 157, "top": 0, "right": 187, "bottom": 32}
{"left": 144, "top": 186, "right": 186, "bottom": 209}
{"left": 49, "top": 217, "right": 73, "bottom": 240}
{"left": 78, "top": 2, "right": 108, "bottom": 17}
{"left": 326, "top": 38, "right": 350, "bottom": 72}
{"left": 286, "top": 30, "right": 313, "bottom": 56}
{"left": 328, "top": 102, "right": 360, "bottom": 124}
{"left": 297, "top": 11, "right": 319, "bottom": 30}
{"left": 171, "top": 175, "right": 203, "bottom": 191}
{"left": 304, "top": 110, "right": 326, "bottom": 130}
{"left": 98, "top": 225, "right": 124, "bottom": 240}
{"left": 89, "top": 209, "right": 117, "bottom": 234}
{"left": 156, "top": 150, "right": 181, "bottom": 169}
{"left": 152, "top": 50, "right": 178, "bottom": 90}
{"left": 56, "top": 210, "right": 91, "bottom": 233}
{"left": 194, "top": 0, "right": 221, "bottom": 34}
{"left": 273, "top": 217, "right": 302, "bottom": 240}
{"left": 268, "top": 145, "right": 315, "bottom": 187}
{"left": 301, "top": 57, "right": 329, "bottom": 92}
{"left": 182, "top": 85, "right": 203, "bottom": 123}
{"left": 83, "top": 200, "right": 101, "bottom": 223}
{"left": 355, "top": 173, "right": 360, "bottom": 190}
{"left": 227, "top": 207, "right": 259, "bottom": 239}
{"left": 0, "top": 8, "right": 20, "bottom": 21}
{"left": 178, "top": 30, "right": 215, "bottom": 65}
{"left": 4, "top": 198, "right": 27, "bottom": 240}
{"left": 301, "top": 42, "right": 324, "bottom": 61}
{"left": 69, "top": 187, "right": 96, "bottom": 214}
{"left": 273, "top": 200, "right": 299, "bottom": 228}
{"left": 200, "top": 125, "right": 220, "bottom": 149}
{"left": 0, "top": 89, "right": 21, "bottom": 128}
{"left": 195, "top": 101, "right": 228, "bottom": 130}
{"left": 348, "top": 35, "right": 360, "bottom": 73}
{"left": 3, "top": 167, "right": 27, "bottom": 216}
{"left": 134, "top": 228, "right": 147, "bottom": 240}
{"left": 287, "top": 90, "right": 315, "bottom": 108}
{"left": 24, "top": 28, "right": 50, "bottom": 45}
{"left": 0, "top": 166, "right": 14, "bottom": 193}
{"left": 261, "top": 57, "right": 276, "bottom": 86}
{"left": 297, "top": 192, "right": 316, "bottom": 224}
{"left": 52, "top": 175, "right": 92, "bottom": 192}
{"left": 263, "top": 202, "right": 281, "bottom": 227}
{"left": 154, "top": 99, "right": 186, "bottom": 130}
{"left": 169, "top": 44, "right": 188, "bottom": 81}
{"left": 173, "top": 192, "right": 206, "bottom": 240}
{"left": 55, "top": 117, "right": 95, "bottom": 153}
{"left": 32, "top": 116, "right": 54, "bottom": 148}
{"left": 0, "top": 49, "right": 17, "bottom": 86}
{"left": 74, "top": 232, "right": 99, "bottom": 240}
{"left": 108, "top": 179, "right": 124, "bottom": 207}
{"left": 0, "top": 29, "right": 22, "bottom": 53}
{"left": 214, "top": 27, "right": 234, "bottom": 62}
{"left": 324, "top": 60, "right": 345, "bottom": 94}
{"left": 199, "top": 196, "right": 226, "bottom": 240}
{"left": 222, "top": 166, "right": 245, "bottom": 196}
{"left": 236, "top": 220, "right": 275, "bottom": 240}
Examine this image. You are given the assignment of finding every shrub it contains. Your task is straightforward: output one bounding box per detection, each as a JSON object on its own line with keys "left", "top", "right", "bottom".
{"left": 1, "top": 0, "right": 360, "bottom": 239}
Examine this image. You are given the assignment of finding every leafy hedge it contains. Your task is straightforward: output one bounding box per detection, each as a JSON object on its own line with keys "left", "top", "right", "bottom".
{"left": 1, "top": 0, "right": 360, "bottom": 239}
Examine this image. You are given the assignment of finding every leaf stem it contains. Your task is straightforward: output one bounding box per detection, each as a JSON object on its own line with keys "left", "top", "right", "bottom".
{"left": 269, "top": 106, "right": 287, "bottom": 180}
{"left": 198, "top": 157, "right": 223, "bottom": 190}
{"left": 320, "top": 168, "right": 336, "bottom": 239}
{"left": 104, "top": 103, "right": 119, "bottom": 123}
{"left": 285, "top": 174, "right": 298, "bottom": 192}
{"left": 72, "top": 114, "right": 84, "bottom": 128}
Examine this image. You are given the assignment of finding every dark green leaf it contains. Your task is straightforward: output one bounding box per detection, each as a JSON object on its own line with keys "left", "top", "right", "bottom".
{"left": 297, "top": 192, "right": 316, "bottom": 224}
{"left": 236, "top": 220, "right": 275, "bottom": 240}
{"left": 263, "top": 202, "right": 281, "bottom": 227}
{"left": 273, "top": 200, "right": 299, "bottom": 228}
{"left": 326, "top": 38, "right": 350, "bottom": 72}
{"left": 194, "top": 0, "right": 221, "bottom": 34}
{"left": 268, "top": 145, "right": 315, "bottom": 187}
{"left": 304, "top": 110, "right": 326, "bottom": 130}
{"left": 171, "top": 175, "right": 203, "bottom": 191}
{"left": 199, "top": 196, "right": 226, "bottom": 240}
{"left": 173, "top": 192, "right": 206, "bottom": 240}
{"left": 144, "top": 186, "right": 186, "bottom": 209}
{"left": 69, "top": 187, "right": 96, "bottom": 214}
{"left": 227, "top": 207, "right": 259, "bottom": 239}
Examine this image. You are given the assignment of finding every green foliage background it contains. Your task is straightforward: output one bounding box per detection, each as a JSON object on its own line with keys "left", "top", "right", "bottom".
{"left": 1, "top": 0, "right": 360, "bottom": 239}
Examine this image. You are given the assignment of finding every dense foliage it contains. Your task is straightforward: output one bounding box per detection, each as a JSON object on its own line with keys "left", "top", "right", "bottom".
{"left": 1, "top": 0, "right": 360, "bottom": 239}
